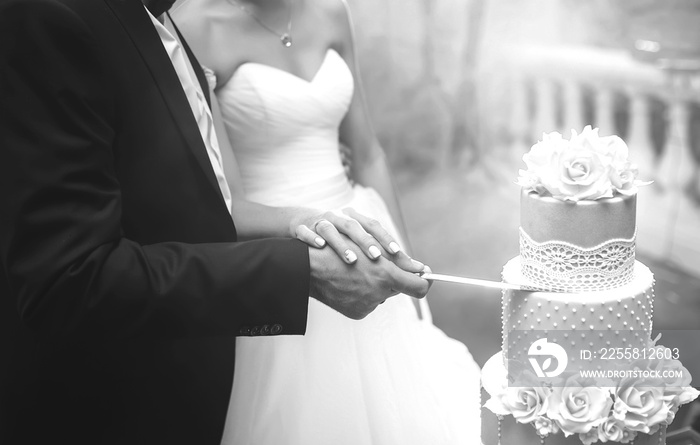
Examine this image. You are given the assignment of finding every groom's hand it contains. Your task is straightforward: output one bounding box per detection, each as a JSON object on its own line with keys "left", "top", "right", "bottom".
{"left": 307, "top": 237, "right": 430, "bottom": 320}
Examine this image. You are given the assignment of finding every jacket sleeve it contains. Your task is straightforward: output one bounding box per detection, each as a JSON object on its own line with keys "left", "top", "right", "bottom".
{"left": 0, "top": 0, "right": 309, "bottom": 343}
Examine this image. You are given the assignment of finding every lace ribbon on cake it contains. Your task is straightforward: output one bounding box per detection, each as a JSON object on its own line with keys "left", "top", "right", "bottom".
{"left": 519, "top": 228, "right": 636, "bottom": 292}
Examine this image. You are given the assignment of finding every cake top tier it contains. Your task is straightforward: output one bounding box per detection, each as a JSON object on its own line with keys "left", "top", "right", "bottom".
{"left": 516, "top": 126, "right": 647, "bottom": 202}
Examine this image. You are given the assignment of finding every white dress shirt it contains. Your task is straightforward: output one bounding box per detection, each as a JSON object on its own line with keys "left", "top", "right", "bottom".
{"left": 145, "top": 8, "right": 233, "bottom": 214}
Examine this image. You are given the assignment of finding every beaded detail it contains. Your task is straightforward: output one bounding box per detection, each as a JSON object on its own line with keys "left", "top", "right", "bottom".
{"left": 520, "top": 228, "right": 635, "bottom": 292}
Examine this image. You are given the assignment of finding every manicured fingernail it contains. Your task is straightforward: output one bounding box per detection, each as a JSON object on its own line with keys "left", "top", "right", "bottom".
{"left": 315, "top": 237, "right": 326, "bottom": 247}
{"left": 345, "top": 249, "right": 358, "bottom": 263}
{"left": 411, "top": 259, "right": 425, "bottom": 269}
{"left": 368, "top": 245, "right": 381, "bottom": 259}
{"left": 388, "top": 242, "right": 401, "bottom": 254}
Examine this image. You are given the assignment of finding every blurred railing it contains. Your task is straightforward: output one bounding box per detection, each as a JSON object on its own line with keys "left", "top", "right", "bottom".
{"left": 491, "top": 44, "right": 700, "bottom": 277}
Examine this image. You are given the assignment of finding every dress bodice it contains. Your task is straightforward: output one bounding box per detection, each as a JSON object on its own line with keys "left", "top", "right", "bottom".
{"left": 215, "top": 49, "right": 355, "bottom": 209}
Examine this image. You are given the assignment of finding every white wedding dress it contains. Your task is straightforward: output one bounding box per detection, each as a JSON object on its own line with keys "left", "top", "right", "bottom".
{"left": 214, "top": 49, "right": 482, "bottom": 445}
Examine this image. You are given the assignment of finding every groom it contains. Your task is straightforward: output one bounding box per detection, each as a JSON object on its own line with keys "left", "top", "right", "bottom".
{"left": 0, "top": 0, "right": 429, "bottom": 443}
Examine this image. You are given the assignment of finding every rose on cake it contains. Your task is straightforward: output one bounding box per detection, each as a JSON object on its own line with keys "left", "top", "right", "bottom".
{"left": 597, "top": 415, "right": 636, "bottom": 443}
{"left": 546, "top": 376, "right": 613, "bottom": 436}
{"left": 517, "top": 126, "right": 649, "bottom": 202}
{"left": 635, "top": 344, "right": 700, "bottom": 425}
{"left": 613, "top": 377, "right": 670, "bottom": 434}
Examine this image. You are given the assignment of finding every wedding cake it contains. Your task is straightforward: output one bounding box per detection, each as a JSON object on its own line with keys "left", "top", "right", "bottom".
{"left": 482, "top": 127, "right": 699, "bottom": 445}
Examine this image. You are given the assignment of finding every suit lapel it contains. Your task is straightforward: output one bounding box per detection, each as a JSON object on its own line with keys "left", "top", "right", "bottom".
{"left": 103, "top": 0, "right": 226, "bottom": 209}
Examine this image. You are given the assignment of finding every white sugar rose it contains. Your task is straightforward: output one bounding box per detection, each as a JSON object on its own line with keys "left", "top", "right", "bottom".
{"left": 611, "top": 162, "right": 639, "bottom": 196}
{"left": 663, "top": 385, "right": 700, "bottom": 423}
{"left": 485, "top": 385, "right": 552, "bottom": 424}
{"left": 613, "top": 377, "right": 670, "bottom": 434}
{"left": 554, "top": 146, "right": 613, "bottom": 201}
{"left": 629, "top": 346, "right": 690, "bottom": 389}
{"left": 547, "top": 377, "right": 613, "bottom": 435}
{"left": 597, "top": 416, "right": 636, "bottom": 443}
{"left": 630, "top": 345, "right": 699, "bottom": 415}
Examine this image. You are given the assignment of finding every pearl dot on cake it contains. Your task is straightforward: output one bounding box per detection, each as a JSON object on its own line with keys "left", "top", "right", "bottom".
{"left": 496, "top": 415, "right": 502, "bottom": 445}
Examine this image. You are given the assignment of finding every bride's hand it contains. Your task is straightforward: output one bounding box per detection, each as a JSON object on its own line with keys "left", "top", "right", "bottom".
{"left": 290, "top": 208, "right": 423, "bottom": 272}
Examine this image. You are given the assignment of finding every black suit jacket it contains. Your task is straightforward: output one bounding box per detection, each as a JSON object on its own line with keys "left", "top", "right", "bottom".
{"left": 0, "top": 0, "right": 310, "bottom": 443}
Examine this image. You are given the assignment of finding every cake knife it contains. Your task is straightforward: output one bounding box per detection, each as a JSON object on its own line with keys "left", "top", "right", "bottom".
{"left": 420, "top": 272, "right": 554, "bottom": 292}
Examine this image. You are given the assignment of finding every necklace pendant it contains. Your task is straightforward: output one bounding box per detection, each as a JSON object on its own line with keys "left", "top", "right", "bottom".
{"left": 280, "top": 33, "right": 292, "bottom": 47}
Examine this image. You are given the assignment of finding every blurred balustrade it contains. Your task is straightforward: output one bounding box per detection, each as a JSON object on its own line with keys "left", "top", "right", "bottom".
{"left": 485, "top": 43, "right": 700, "bottom": 277}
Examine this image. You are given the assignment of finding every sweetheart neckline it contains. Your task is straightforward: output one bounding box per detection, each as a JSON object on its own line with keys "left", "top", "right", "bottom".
{"left": 223, "top": 48, "right": 339, "bottom": 88}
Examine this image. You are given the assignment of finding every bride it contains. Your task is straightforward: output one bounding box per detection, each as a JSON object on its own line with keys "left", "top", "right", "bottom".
{"left": 171, "top": 0, "right": 482, "bottom": 443}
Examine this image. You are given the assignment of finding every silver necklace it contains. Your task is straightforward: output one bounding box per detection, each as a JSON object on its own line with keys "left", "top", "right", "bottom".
{"left": 227, "top": 0, "right": 293, "bottom": 47}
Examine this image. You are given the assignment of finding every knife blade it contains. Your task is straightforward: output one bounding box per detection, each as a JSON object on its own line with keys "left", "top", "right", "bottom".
{"left": 420, "top": 272, "right": 555, "bottom": 292}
